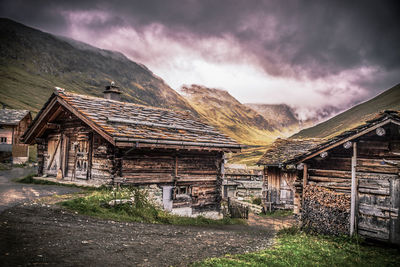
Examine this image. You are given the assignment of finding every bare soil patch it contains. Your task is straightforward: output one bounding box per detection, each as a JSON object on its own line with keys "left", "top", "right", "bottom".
{"left": 0, "top": 203, "right": 275, "bottom": 267}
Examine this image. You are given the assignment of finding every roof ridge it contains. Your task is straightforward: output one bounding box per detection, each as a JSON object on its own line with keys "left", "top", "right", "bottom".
{"left": 58, "top": 90, "right": 194, "bottom": 117}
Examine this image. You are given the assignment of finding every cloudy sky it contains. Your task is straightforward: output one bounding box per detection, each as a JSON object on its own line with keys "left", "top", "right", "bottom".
{"left": 1, "top": 0, "right": 399, "bottom": 120}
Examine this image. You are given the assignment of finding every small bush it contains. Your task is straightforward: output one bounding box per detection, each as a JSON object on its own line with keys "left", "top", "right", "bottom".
{"left": 252, "top": 197, "right": 262, "bottom": 205}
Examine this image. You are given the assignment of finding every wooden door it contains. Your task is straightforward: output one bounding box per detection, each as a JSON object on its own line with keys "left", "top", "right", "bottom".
{"left": 357, "top": 173, "right": 399, "bottom": 244}
{"left": 163, "top": 186, "right": 173, "bottom": 211}
{"left": 46, "top": 136, "right": 61, "bottom": 176}
{"left": 74, "top": 134, "right": 90, "bottom": 179}
{"left": 389, "top": 177, "right": 400, "bottom": 244}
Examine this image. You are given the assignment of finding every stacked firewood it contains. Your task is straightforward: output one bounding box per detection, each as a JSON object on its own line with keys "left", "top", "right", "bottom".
{"left": 301, "top": 185, "right": 350, "bottom": 235}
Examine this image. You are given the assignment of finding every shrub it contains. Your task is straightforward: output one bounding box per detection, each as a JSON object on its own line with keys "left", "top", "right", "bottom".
{"left": 252, "top": 197, "right": 262, "bottom": 205}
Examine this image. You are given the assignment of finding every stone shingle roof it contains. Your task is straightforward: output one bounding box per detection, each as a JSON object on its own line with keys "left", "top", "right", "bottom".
{"left": 258, "top": 110, "right": 400, "bottom": 166}
{"left": 0, "top": 109, "right": 30, "bottom": 125}
{"left": 257, "top": 138, "right": 322, "bottom": 166}
{"left": 289, "top": 110, "right": 400, "bottom": 163}
{"left": 55, "top": 90, "right": 240, "bottom": 149}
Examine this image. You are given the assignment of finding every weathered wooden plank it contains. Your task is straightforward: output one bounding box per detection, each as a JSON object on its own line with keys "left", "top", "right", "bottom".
{"left": 390, "top": 178, "right": 400, "bottom": 244}
{"left": 358, "top": 227, "right": 389, "bottom": 241}
{"left": 308, "top": 176, "right": 349, "bottom": 183}
{"left": 358, "top": 203, "right": 397, "bottom": 218}
{"left": 309, "top": 169, "right": 352, "bottom": 179}
{"left": 358, "top": 188, "right": 390, "bottom": 196}
{"left": 359, "top": 179, "right": 390, "bottom": 190}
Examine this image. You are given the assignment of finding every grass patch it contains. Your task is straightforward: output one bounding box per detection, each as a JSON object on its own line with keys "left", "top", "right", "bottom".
{"left": 0, "top": 163, "right": 11, "bottom": 171}
{"left": 15, "top": 174, "right": 61, "bottom": 185}
{"left": 14, "top": 174, "right": 95, "bottom": 190}
{"left": 60, "top": 187, "right": 245, "bottom": 226}
{"left": 194, "top": 228, "right": 400, "bottom": 266}
{"left": 260, "top": 210, "right": 293, "bottom": 218}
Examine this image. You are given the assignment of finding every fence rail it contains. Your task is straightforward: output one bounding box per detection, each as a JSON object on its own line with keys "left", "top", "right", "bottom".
{"left": 228, "top": 197, "right": 249, "bottom": 219}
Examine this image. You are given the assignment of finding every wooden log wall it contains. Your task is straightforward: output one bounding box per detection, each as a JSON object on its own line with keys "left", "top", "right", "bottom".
{"left": 14, "top": 115, "right": 31, "bottom": 145}
{"left": 121, "top": 149, "right": 223, "bottom": 211}
{"left": 37, "top": 109, "right": 113, "bottom": 182}
{"left": 90, "top": 133, "right": 113, "bottom": 182}
{"left": 300, "top": 123, "right": 400, "bottom": 241}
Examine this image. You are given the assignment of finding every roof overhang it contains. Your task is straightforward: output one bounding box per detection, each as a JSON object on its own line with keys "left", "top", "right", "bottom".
{"left": 115, "top": 137, "right": 242, "bottom": 152}
{"left": 295, "top": 118, "right": 400, "bottom": 164}
{"left": 23, "top": 94, "right": 115, "bottom": 145}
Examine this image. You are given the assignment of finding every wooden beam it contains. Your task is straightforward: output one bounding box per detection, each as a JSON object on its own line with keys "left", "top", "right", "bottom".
{"left": 298, "top": 119, "right": 398, "bottom": 163}
{"left": 46, "top": 122, "right": 61, "bottom": 129}
{"left": 302, "top": 163, "right": 308, "bottom": 204}
{"left": 47, "top": 106, "right": 64, "bottom": 122}
{"left": 350, "top": 142, "right": 357, "bottom": 236}
{"left": 174, "top": 155, "right": 178, "bottom": 177}
{"left": 24, "top": 98, "right": 58, "bottom": 144}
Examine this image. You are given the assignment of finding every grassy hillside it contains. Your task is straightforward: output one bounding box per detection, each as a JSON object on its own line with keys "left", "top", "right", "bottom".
{"left": 227, "top": 145, "right": 270, "bottom": 166}
{"left": 181, "top": 85, "right": 280, "bottom": 146}
{"left": 293, "top": 83, "right": 400, "bottom": 139}
{"left": 0, "top": 18, "right": 195, "bottom": 114}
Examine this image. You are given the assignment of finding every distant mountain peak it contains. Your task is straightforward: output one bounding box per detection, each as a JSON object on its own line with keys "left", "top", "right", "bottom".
{"left": 180, "top": 84, "right": 279, "bottom": 145}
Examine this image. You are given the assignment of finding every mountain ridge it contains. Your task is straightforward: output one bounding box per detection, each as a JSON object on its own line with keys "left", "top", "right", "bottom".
{"left": 292, "top": 83, "right": 400, "bottom": 139}
{"left": 180, "top": 84, "right": 279, "bottom": 145}
{"left": 0, "top": 18, "right": 196, "bottom": 115}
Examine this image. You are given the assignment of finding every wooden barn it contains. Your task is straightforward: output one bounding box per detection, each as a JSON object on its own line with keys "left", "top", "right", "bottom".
{"left": 283, "top": 111, "right": 400, "bottom": 244}
{"left": 22, "top": 86, "right": 241, "bottom": 218}
{"left": 257, "top": 138, "right": 321, "bottom": 211}
{"left": 0, "top": 109, "right": 32, "bottom": 163}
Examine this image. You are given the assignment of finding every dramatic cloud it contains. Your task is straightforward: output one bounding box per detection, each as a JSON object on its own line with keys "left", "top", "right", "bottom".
{"left": 1, "top": 0, "right": 399, "bottom": 120}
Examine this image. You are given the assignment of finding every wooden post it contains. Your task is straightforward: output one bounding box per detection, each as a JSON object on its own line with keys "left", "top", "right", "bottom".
{"left": 302, "top": 163, "right": 308, "bottom": 204}
{"left": 174, "top": 155, "right": 178, "bottom": 177}
{"left": 350, "top": 142, "right": 357, "bottom": 236}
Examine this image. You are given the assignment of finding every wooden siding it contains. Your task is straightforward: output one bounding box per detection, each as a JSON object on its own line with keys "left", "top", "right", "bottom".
{"left": 299, "top": 123, "right": 400, "bottom": 243}
{"left": 38, "top": 109, "right": 112, "bottom": 182}
{"left": 121, "top": 150, "right": 223, "bottom": 210}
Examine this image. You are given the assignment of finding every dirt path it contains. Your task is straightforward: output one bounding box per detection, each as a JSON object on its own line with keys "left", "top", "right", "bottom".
{"left": 248, "top": 213, "right": 296, "bottom": 231}
{"left": 0, "top": 203, "right": 275, "bottom": 267}
{"left": 0, "top": 167, "right": 81, "bottom": 213}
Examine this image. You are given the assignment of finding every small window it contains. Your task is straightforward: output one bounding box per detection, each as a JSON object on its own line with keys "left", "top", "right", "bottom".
{"left": 173, "top": 186, "right": 191, "bottom": 199}
{"left": 178, "top": 186, "right": 188, "bottom": 195}
{"left": 0, "top": 137, "right": 7, "bottom": 143}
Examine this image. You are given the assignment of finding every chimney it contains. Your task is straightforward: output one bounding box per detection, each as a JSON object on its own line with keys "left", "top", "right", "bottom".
{"left": 103, "top": 81, "right": 121, "bottom": 101}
